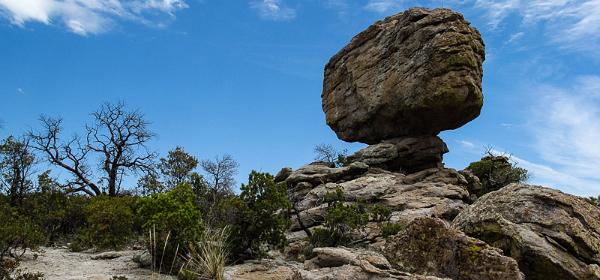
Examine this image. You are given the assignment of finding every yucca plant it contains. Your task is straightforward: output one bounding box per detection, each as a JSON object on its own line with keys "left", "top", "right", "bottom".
{"left": 181, "top": 227, "right": 230, "bottom": 280}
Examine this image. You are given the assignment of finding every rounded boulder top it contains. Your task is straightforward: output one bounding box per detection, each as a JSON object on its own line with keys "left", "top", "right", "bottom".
{"left": 322, "top": 8, "right": 485, "bottom": 144}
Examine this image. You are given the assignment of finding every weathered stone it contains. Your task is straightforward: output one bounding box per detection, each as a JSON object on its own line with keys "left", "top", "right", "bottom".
{"left": 384, "top": 217, "right": 524, "bottom": 280}
{"left": 225, "top": 248, "right": 449, "bottom": 280}
{"left": 322, "top": 8, "right": 484, "bottom": 144}
{"left": 132, "top": 251, "right": 152, "bottom": 268}
{"left": 276, "top": 167, "right": 294, "bottom": 182}
{"left": 91, "top": 251, "right": 123, "bottom": 260}
{"left": 224, "top": 260, "right": 303, "bottom": 280}
{"left": 288, "top": 169, "right": 470, "bottom": 235}
{"left": 347, "top": 136, "right": 448, "bottom": 173}
{"left": 453, "top": 184, "right": 600, "bottom": 280}
{"left": 286, "top": 162, "right": 369, "bottom": 187}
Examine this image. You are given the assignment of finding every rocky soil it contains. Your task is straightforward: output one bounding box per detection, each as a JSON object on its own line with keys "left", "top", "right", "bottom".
{"left": 19, "top": 247, "right": 174, "bottom": 280}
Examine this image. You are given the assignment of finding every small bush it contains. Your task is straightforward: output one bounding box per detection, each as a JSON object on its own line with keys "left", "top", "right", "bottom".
{"left": 229, "top": 171, "right": 291, "bottom": 260}
{"left": 0, "top": 203, "right": 45, "bottom": 259}
{"left": 71, "top": 196, "right": 136, "bottom": 250}
{"left": 1, "top": 259, "right": 44, "bottom": 280}
{"left": 309, "top": 188, "right": 369, "bottom": 248}
{"left": 22, "top": 191, "right": 89, "bottom": 245}
{"left": 586, "top": 196, "right": 600, "bottom": 207}
{"left": 137, "top": 183, "right": 204, "bottom": 269}
{"left": 182, "top": 227, "right": 229, "bottom": 280}
{"left": 466, "top": 152, "right": 528, "bottom": 197}
{"left": 381, "top": 223, "right": 404, "bottom": 238}
{"left": 370, "top": 205, "right": 392, "bottom": 222}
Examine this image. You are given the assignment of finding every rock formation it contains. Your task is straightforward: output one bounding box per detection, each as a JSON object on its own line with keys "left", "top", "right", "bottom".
{"left": 453, "top": 184, "right": 600, "bottom": 280}
{"left": 322, "top": 8, "right": 484, "bottom": 144}
{"left": 226, "top": 7, "right": 600, "bottom": 280}
{"left": 225, "top": 247, "right": 449, "bottom": 280}
{"left": 384, "top": 217, "right": 524, "bottom": 280}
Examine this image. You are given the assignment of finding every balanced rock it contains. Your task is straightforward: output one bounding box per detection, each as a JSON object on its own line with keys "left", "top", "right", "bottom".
{"left": 323, "top": 8, "right": 485, "bottom": 144}
{"left": 453, "top": 184, "right": 600, "bottom": 280}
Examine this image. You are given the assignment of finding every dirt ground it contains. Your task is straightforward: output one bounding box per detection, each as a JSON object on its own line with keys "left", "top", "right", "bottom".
{"left": 19, "top": 247, "right": 176, "bottom": 280}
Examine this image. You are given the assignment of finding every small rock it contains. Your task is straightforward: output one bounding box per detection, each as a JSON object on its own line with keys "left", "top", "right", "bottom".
{"left": 91, "top": 251, "right": 123, "bottom": 260}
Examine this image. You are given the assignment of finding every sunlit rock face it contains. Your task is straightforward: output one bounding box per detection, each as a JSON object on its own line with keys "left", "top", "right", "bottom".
{"left": 322, "top": 8, "right": 485, "bottom": 144}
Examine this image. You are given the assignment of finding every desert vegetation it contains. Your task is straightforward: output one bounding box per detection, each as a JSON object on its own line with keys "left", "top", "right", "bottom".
{"left": 0, "top": 102, "right": 294, "bottom": 279}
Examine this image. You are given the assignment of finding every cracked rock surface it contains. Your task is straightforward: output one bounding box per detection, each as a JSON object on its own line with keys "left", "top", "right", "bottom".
{"left": 453, "top": 184, "right": 600, "bottom": 280}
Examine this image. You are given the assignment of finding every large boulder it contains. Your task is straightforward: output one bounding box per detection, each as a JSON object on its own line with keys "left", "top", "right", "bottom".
{"left": 453, "top": 184, "right": 600, "bottom": 280}
{"left": 384, "top": 217, "right": 524, "bottom": 280}
{"left": 322, "top": 8, "right": 484, "bottom": 144}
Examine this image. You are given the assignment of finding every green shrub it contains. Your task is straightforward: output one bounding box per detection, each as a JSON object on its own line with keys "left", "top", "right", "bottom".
{"left": 71, "top": 196, "right": 136, "bottom": 250}
{"left": 22, "top": 191, "right": 89, "bottom": 245}
{"left": 0, "top": 203, "right": 45, "bottom": 259}
{"left": 586, "top": 196, "right": 600, "bottom": 207}
{"left": 137, "top": 183, "right": 203, "bottom": 269}
{"left": 229, "top": 171, "right": 291, "bottom": 260}
{"left": 308, "top": 187, "right": 369, "bottom": 249}
{"left": 466, "top": 152, "right": 529, "bottom": 197}
{"left": 381, "top": 223, "right": 404, "bottom": 238}
{"left": 370, "top": 205, "right": 392, "bottom": 222}
{"left": 1, "top": 259, "right": 44, "bottom": 280}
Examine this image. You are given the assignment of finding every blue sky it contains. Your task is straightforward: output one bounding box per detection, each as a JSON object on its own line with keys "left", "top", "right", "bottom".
{"left": 0, "top": 0, "right": 599, "bottom": 196}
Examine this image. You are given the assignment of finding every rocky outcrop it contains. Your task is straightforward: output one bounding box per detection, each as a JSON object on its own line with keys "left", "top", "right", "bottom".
{"left": 322, "top": 8, "right": 484, "bottom": 144}
{"left": 384, "top": 217, "right": 524, "bottom": 280}
{"left": 224, "top": 247, "right": 448, "bottom": 280}
{"left": 347, "top": 136, "right": 448, "bottom": 173}
{"left": 453, "top": 184, "right": 600, "bottom": 280}
{"left": 287, "top": 165, "right": 470, "bottom": 241}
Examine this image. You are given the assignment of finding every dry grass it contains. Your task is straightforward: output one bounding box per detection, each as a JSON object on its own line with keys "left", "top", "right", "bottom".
{"left": 181, "top": 227, "right": 230, "bottom": 280}
{"left": 148, "top": 226, "right": 180, "bottom": 280}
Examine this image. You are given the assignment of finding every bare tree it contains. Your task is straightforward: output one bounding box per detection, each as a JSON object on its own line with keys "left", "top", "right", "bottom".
{"left": 0, "top": 136, "right": 37, "bottom": 206}
{"left": 200, "top": 154, "right": 238, "bottom": 194}
{"left": 314, "top": 144, "right": 348, "bottom": 167}
{"left": 29, "top": 102, "right": 156, "bottom": 196}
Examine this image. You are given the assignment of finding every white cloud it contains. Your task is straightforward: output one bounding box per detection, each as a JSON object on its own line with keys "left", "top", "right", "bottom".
{"left": 458, "top": 140, "right": 475, "bottom": 149}
{"left": 0, "top": 0, "right": 188, "bottom": 35}
{"left": 521, "top": 76, "right": 600, "bottom": 196}
{"left": 472, "top": 0, "right": 600, "bottom": 51}
{"left": 364, "top": 0, "right": 402, "bottom": 13}
{"left": 509, "top": 153, "right": 599, "bottom": 196}
{"left": 506, "top": 31, "right": 524, "bottom": 44}
{"left": 251, "top": 0, "right": 296, "bottom": 21}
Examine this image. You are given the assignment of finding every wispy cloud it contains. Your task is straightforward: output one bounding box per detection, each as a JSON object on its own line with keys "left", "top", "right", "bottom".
{"left": 364, "top": 0, "right": 402, "bottom": 13}
{"left": 0, "top": 0, "right": 188, "bottom": 35}
{"left": 251, "top": 0, "right": 296, "bottom": 21}
{"left": 458, "top": 140, "right": 475, "bottom": 149}
{"left": 516, "top": 76, "right": 600, "bottom": 196}
{"left": 472, "top": 0, "right": 600, "bottom": 51}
